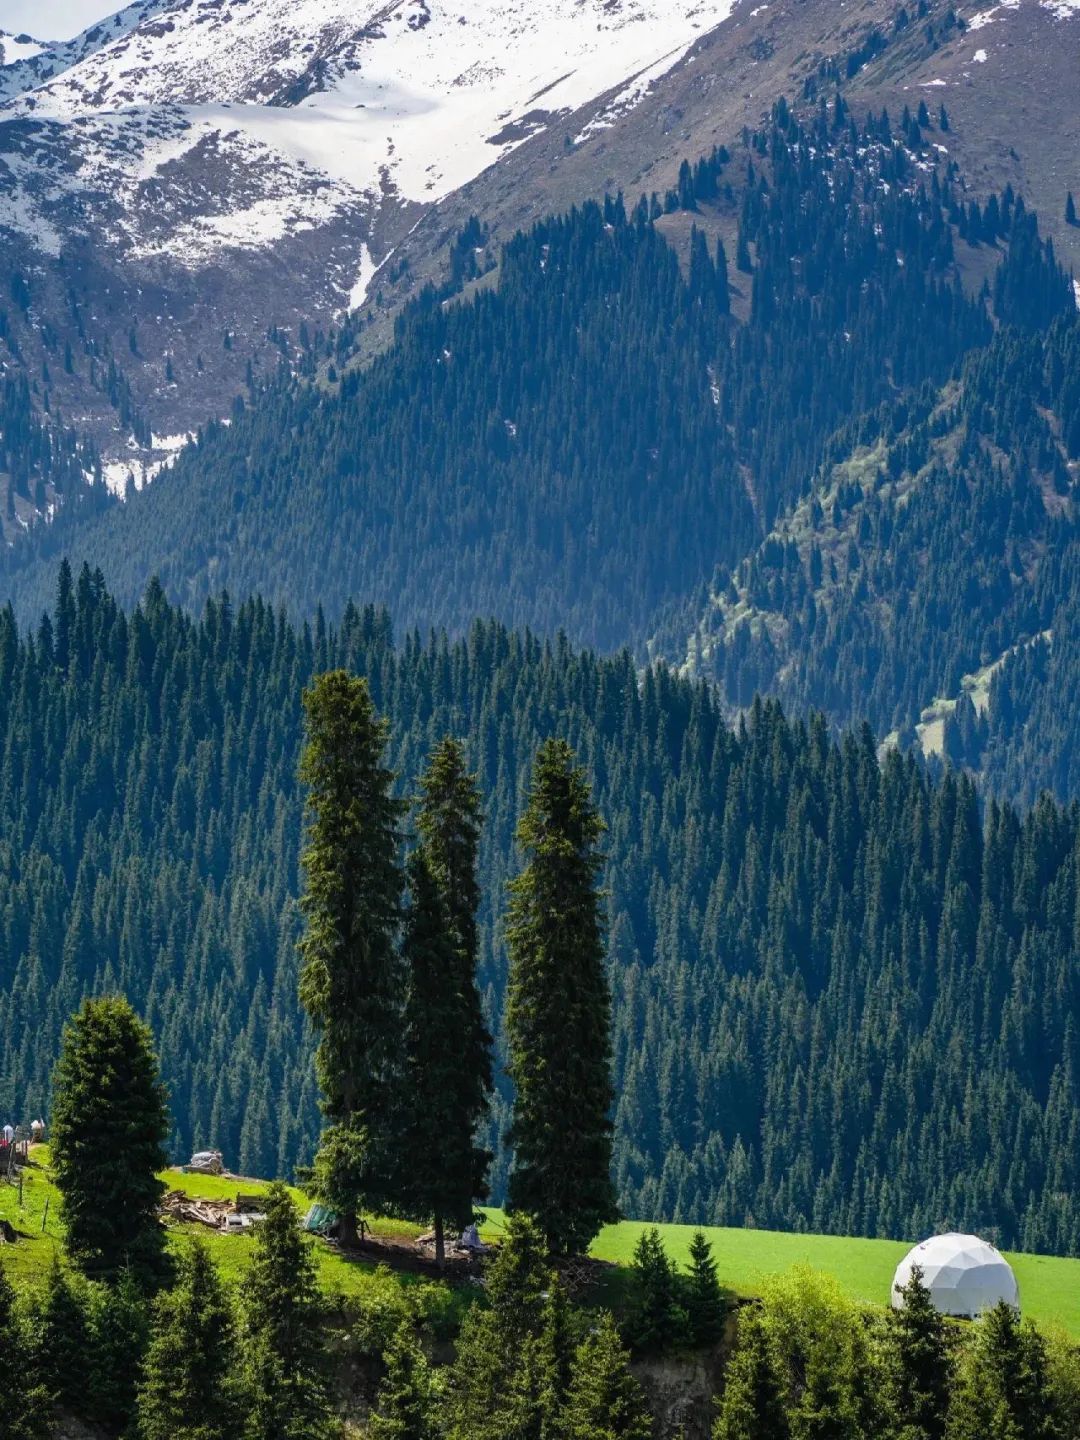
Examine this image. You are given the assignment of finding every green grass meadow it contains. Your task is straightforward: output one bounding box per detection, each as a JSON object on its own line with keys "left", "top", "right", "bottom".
{"left": 0, "top": 1153, "right": 447, "bottom": 1316}
{"left": 5, "top": 1157, "right": 1080, "bottom": 1338}
{"left": 480, "top": 1210, "right": 1080, "bottom": 1339}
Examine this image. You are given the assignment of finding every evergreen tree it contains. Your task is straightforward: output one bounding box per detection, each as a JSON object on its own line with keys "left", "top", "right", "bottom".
{"left": 447, "top": 1213, "right": 558, "bottom": 1440}
{"left": 137, "top": 1238, "right": 242, "bottom": 1440}
{"left": 242, "top": 1183, "right": 332, "bottom": 1440}
{"left": 714, "top": 1309, "right": 790, "bottom": 1440}
{"left": 368, "top": 1321, "right": 441, "bottom": 1440}
{"left": 948, "top": 1301, "right": 1061, "bottom": 1440}
{"left": 86, "top": 1268, "right": 152, "bottom": 1433}
{"left": 400, "top": 739, "right": 492, "bottom": 1267}
{"left": 686, "top": 1230, "right": 726, "bottom": 1345}
{"left": 1067, "top": 192, "right": 1077, "bottom": 226}
{"left": 505, "top": 739, "right": 617, "bottom": 1254}
{"left": 715, "top": 237, "right": 731, "bottom": 315}
{"left": 887, "top": 1266, "right": 951, "bottom": 1440}
{"left": 561, "top": 1312, "right": 652, "bottom": 1440}
{"left": 625, "top": 1227, "right": 687, "bottom": 1353}
{"left": 50, "top": 996, "right": 169, "bottom": 1282}
{"left": 297, "top": 671, "right": 405, "bottom": 1243}
{"left": 0, "top": 1265, "right": 47, "bottom": 1439}
{"left": 30, "top": 1256, "right": 91, "bottom": 1415}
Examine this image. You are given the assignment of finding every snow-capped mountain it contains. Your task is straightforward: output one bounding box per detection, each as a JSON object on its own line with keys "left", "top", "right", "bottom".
{"left": 0, "top": 0, "right": 736, "bottom": 496}
{"left": 2, "top": 0, "right": 1078, "bottom": 537}
{"left": 3, "top": 0, "right": 733, "bottom": 284}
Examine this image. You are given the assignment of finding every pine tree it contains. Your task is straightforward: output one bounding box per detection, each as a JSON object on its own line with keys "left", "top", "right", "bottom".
{"left": 400, "top": 739, "right": 492, "bottom": 1267}
{"left": 50, "top": 996, "right": 169, "bottom": 1282}
{"left": 714, "top": 1309, "right": 790, "bottom": 1440}
{"left": 505, "top": 739, "right": 617, "bottom": 1254}
{"left": 137, "top": 1238, "right": 241, "bottom": 1440}
{"left": 686, "top": 1230, "right": 726, "bottom": 1345}
{"left": 947, "top": 1300, "right": 1062, "bottom": 1440}
{"left": 368, "top": 1321, "right": 441, "bottom": 1440}
{"left": 625, "top": 1227, "right": 687, "bottom": 1353}
{"left": 242, "top": 1183, "right": 332, "bottom": 1440}
{"left": 1067, "top": 192, "right": 1077, "bottom": 227}
{"left": 447, "top": 1213, "right": 557, "bottom": 1440}
{"left": 0, "top": 1265, "right": 48, "bottom": 1439}
{"left": 561, "top": 1312, "right": 652, "bottom": 1440}
{"left": 887, "top": 1266, "right": 951, "bottom": 1440}
{"left": 297, "top": 671, "right": 405, "bottom": 1242}
{"left": 30, "top": 1255, "right": 91, "bottom": 1414}
{"left": 715, "top": 237, "right": 731, "bottom": 315}
{"left": 736, "top": 226, "right": 753, "bottom": 273}
{"left": 86, "top": 1268, "right": 152, "bottom": 1433}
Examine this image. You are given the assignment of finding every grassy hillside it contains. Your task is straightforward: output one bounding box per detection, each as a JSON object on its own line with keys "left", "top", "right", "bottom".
{"left": 0, "top": 1152, "right": 466, "bottom": 1329}
{"left": 6, "top": 1157, "right": 1080, "bottom": 1339}
{"left": 481, "top": 1211, "right": 1080, "bottom": 1340}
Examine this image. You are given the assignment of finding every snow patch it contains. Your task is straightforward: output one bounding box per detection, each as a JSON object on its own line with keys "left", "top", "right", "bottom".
{"left": 347, "top": 241, "right": 388, "bottom": 311}
{"left": 102, "top": 430, "right": 190, "bottom": 496}
{"left": 973, "top": 47, "right": 988, "bottom": 61}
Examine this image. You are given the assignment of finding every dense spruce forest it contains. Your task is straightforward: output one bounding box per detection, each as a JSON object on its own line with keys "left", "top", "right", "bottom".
{"left": 686, "top": 282, "right": 1080, "bottom": 805}
{"left": 5, "top": 570, "right": 1080, "bottom": 1253}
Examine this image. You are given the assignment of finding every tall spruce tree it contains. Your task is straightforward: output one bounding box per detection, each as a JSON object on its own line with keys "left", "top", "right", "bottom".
{"left": 887, "top": 1267, "right": 951, "bottom": 1440}
{"left": 86, "top": 1268, "right": 152, "bottom": 1433}
{"left": 446, "top": 1213, "right": 557, "bottom": 1440}
{"left": 625, "top": 1227, "right": 687, "bottom": 1354}
{"left": 561, "top": 1312, "right": 652, "bottom": 1440}
{"left": 0, "top": 1265, "right": 48, "bottom": 1439}
{"left": 50, "top": 996, "right": 169, "bottom": 1283}
{"left": 368, "top": 1321, "right": 441, "bottom": 1440}
{"left": 137, "top": 1239, "right": 241, "bottom": 1440}
{"left": 400, "top": 739, "right": 492, "bottom": 1267}
{"left": 297, "top": 671, "right": 405, "bottom": 1242}
{"left": 686, "top": 1230, "right": 726, "bottom": 1345}
{"left": 714, "top": 1310, "right": 791, "bottom": 1440}
{"left": 242, "top": 1183, "right": 332, "bottom": 1440}
{"left": 505, "top": 739, "right": 617, "bottom": 1254}
{"left": 948, "top": 1301, "right": 1061, "bottom": 1440}
{"left": 30, "top": 1257, "right": 90, "bottom": 1416}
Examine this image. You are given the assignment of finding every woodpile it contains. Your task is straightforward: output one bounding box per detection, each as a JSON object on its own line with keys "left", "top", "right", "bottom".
{"left": 159, "top": 1189, "right": 235, "bottom": 1229}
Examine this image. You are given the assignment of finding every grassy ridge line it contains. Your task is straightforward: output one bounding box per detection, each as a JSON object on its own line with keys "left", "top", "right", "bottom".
{"left": 5, "top": 1161, "right": 1080, "bottom": 1338}
{"left": 480, "top": 1210, "right": 1080, "bottom": 1339}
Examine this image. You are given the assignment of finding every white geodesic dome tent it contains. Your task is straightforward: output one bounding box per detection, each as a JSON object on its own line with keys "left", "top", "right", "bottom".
{"left": 891, "top": 1233, "right": 1019, "bottom": 1319}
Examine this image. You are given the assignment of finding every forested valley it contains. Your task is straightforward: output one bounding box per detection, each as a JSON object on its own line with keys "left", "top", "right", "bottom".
{"left": 0, "top": 100, "right": 1039, "bottom": 648}
{"left": 6, "top": 98, "right": 1079, "bottom": 811}
{"left": 5, "top": 569, "right": 1080, "bottom": 1253}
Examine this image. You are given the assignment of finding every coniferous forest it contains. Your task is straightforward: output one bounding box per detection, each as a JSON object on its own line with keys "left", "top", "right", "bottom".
{"left": 5, "top": 569, "right": 1080, "bottom": 1255}
{"left": 6, "top": 100, "right": 1080, "bottom": 812}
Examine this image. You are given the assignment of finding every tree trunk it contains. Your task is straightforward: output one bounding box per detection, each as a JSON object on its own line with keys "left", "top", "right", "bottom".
{"left": 340, "top": 1209, "right": 360, "bottom": 1247}
{"left": 434, "top": 1212, "right": 445, "bottom": 1271}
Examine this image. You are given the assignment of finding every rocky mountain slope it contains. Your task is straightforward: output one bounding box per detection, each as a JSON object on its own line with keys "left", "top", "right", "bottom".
{"left": 0, "top": 0, "right": 736, "bottom": 494}
{"left": 4, "top": 0, "right": 1077, "bottom": 495}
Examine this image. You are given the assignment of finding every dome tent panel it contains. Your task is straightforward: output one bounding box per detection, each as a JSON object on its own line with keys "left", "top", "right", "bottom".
{"left": 891, "top": 1232, "right": 1019, "bottom": 1319}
